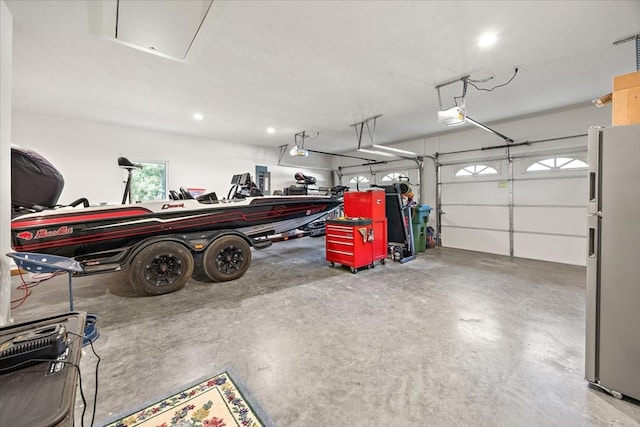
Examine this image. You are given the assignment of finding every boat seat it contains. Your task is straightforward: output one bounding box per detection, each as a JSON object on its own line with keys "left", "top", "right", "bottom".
{"left": 179, "top": 187, "right": 195, "bottom": 200}
{"left": 197, "top": 191, "right": 219, "bottom": 204}
{"left": 169, "top": 190, "right": 181, "bottom": 200}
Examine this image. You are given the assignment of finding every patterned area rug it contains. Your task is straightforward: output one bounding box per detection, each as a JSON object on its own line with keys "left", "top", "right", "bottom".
{"left": 100, "top": 369, "right": 273, "bottom": 427}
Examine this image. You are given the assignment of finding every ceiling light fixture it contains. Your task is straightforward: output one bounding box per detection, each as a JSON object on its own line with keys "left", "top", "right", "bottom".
{"left": 478, "top": 32, "right": 498, "bottom": 47}
{"left": 193, "top": 113, "right": 203, "bottom": 121}
{"left": 351, "top": 115, "right": 418, "bottom": 159}
{"left": 357, "top": 148, "right": 397, "bottom": 158}
{"left": 267, "top": 127, "right": 275, "bottom": 134}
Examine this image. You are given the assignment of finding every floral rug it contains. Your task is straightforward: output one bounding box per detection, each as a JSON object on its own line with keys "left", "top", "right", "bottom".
{"left": 101, "top": 370, "right": 272, "bottom": 427}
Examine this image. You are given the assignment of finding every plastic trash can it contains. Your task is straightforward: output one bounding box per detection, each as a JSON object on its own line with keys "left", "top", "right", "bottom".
{"left": 411, "top": 205, "right": 432, "bottom": 252}
{"left": 412, "top": 204, "right": 432, "bottom": 224}
{"left": 412, "top": 222, "right": 427, "bottom": 252}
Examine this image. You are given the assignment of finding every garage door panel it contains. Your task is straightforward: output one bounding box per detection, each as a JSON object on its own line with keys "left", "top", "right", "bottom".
{"left": 441, "top": 228, "right": 510, "bottom": 255}
{"left": 514, "top": 206, "right": 587, "bottom": 236}
{"left": 441, "top": 182, "right": 508, "bottom": 205}
{"left": 514, "top": 233, "right": 586, "bottom": 266}
{"left": 441, "top": 206, "right": 509, "bottom": 230}
{"left": 514, "top": 177, "right": 587, "bottom": 205}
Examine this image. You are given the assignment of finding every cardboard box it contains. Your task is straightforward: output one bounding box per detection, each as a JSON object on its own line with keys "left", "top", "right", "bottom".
{"left": 613, "top": 71, "right": 640, "bottom": 126}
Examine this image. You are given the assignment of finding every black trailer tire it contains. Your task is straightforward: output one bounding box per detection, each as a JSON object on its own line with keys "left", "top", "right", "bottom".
{"left": 203, "top": 235, "right": 252, "bottom": 282}
{"left": 129, "top": 241, "right": 194, "bottom": 295}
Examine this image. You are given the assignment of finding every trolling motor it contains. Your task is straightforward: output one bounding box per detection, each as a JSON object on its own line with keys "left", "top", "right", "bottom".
{"left": 118, "top": 157, "right": 143, "bottom": 204}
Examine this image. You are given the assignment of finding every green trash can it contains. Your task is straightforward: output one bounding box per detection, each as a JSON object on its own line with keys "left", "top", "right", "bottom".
{"left": 412, "top": 222, "right": 427, "bottom": 252}
{"left": 411, "top": 205, "right": 432, "bottom": 252}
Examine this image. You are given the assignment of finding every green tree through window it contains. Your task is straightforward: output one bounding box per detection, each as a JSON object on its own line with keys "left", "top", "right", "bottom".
{"left": 131, "top": 161, "right": 167, "bottom": 202}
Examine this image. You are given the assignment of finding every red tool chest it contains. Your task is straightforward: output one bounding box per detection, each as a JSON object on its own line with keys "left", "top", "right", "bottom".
{"left": 343, "top": 190, "right": 388, "bottom": 264}
{"left": 325, "top": 218, "right": 373, "bottom": 273}
{"left": 344, "top": 189, "right": 386, "bottom": 219}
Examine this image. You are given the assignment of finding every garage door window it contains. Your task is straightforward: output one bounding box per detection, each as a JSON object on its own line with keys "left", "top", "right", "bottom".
{"left": 382, "top": 172, "right": 406, "bottom": 181}
{"left": 525, "top": 157, "right": 587, "bottom": 172}
{"left": 349, "top": 175, "right": 370, "bottom": 184}
{"left": 455, "top": 164, "right": 498, "bottom": 177}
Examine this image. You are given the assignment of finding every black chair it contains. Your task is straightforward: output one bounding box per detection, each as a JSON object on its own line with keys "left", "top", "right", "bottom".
{"left": 179, "top": 187, "right": 195, "bottom": 200}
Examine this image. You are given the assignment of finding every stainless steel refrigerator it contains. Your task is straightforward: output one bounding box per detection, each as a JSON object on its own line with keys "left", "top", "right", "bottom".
{"left": 586, "top": 123, "right": 640, "bottom": 400}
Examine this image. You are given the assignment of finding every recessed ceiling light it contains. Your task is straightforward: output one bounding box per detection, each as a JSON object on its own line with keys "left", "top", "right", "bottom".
{"left": 478, "top": 32, "right": 498, "bottom": 47}
{"left": 267, "top": 127, "right": 275, "bottom": 134}
{"left": 193, "top": 113, "right": 203, "bottom": 121}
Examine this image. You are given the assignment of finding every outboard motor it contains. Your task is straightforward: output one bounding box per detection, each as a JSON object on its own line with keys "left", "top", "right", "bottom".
{"left": 11, "top": 145, "right": 65, "bottom": 212}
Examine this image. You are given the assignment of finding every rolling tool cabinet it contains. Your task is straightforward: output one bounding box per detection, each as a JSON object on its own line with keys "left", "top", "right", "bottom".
{"left": 325, "top": 218, "right": 374, "bottom": 273}
{"left": 343, "top": 189, "right": 388, "bottom": 265}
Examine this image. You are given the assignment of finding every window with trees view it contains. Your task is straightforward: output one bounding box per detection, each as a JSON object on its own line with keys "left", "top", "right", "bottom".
{"left": 131, "top": 161, "right": 167, "bottom": 202}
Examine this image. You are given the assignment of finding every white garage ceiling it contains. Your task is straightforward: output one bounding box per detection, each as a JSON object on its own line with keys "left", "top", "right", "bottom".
{"left": 5, "top": 0, "right": 640, "bottom": 154}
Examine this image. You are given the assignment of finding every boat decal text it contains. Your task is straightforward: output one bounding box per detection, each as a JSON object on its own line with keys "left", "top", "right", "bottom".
{"left": 161, "top": 203, "right": 185, "bottom": 210}
{"left": 33, "top": 226, "right": 74, "bottom": 240}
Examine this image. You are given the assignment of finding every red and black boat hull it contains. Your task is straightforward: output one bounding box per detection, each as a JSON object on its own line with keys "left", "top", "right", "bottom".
{"left": 11, "top": 197, "right": 341, "bottom": 259}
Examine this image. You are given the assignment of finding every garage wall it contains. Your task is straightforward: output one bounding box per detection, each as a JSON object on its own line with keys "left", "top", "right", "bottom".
{"left": 332, "top": 104, "right": 611, "bottom": 265}
{"left": 12, "top": 111, "right": 333, "bottom": 205}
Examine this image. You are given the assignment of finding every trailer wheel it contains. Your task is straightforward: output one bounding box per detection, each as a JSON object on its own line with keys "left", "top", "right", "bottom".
{"left": 203, "top": 235, "right": 251, "bottom": 282}
{"left": 129, "top": 241, "right": 194, "bottom": 295}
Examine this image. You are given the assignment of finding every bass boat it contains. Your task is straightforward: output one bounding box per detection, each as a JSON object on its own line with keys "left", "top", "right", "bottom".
{"left": 10, "top": 154, "right": 341, "bottom": 295}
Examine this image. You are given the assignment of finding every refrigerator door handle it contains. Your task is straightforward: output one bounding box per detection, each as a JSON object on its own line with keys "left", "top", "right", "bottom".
{"left": 585, "top": 213, "right": 600, "bottom": 382}
{"left": 588, "top": 227, "right": 596, "bottom": 257}
{"left": 587, "top": 127, "right": 601, "bottom": 215}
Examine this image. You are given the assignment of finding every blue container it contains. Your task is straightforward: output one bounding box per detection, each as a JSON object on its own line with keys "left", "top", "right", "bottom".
{"left": 411, "top": 205, "right": 432, "bottom": 224}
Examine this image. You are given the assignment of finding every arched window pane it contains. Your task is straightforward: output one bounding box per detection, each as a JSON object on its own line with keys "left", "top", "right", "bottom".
{"left": 349, "top": 176, "right": 369, "bottom": 183}
{"left": 560, "top": 159, "right": 587, "bottom": 169}
{"left": 527, "top": 157, "right": 587, "bottom": 172}
{"left": 478, "top": 166, "right": 498, "bottom": 175}
{"left": 382, "top": 172, "right": 403, "bottom": 181}
{"left": 555, "top": 158, "right": 573, "bottom": 168}
{"left": 527, "top": 163, "right": 551, "bottom": 171}
{"left": 455, "top": 164, "right": 497, "bottom": 176}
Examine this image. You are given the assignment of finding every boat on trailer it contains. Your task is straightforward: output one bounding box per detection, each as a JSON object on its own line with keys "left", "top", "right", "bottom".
{"left": 10, "top": 152, "right": 341, "bottom": 295}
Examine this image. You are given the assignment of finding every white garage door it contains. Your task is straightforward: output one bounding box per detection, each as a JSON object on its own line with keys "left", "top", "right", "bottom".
{"left": 439, "top": 148, "right": 588, "bottom": 265}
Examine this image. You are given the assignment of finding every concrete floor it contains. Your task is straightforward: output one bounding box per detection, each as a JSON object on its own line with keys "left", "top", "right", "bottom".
{"left": 8, "top": 238, "right": 640, "bottom": 426}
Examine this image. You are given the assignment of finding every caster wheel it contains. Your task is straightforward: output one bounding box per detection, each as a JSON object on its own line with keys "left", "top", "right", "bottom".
{"left": 329, "top": 262, "right": 335, "bottom": 268}
{"left": 350, "top": 267, "right": 357, "bottom": 274}
{"left": 380, "top": 259, "right": 386, "bottom": 265}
